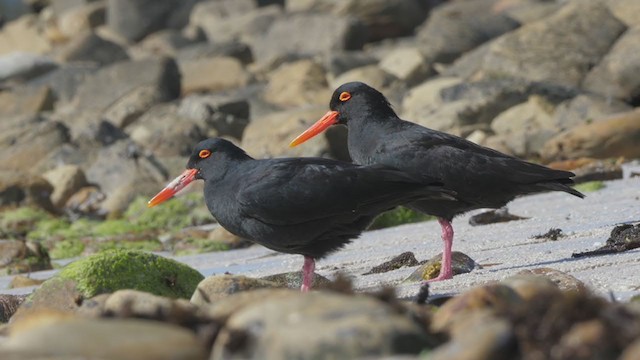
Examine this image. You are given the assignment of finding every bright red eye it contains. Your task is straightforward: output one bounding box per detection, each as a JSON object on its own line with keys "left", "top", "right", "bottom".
{"left": 199, "top": 149, "right": 211, "bottom": 159}
{"left": 339, "top": 92, "right": 351, "bottom": 102}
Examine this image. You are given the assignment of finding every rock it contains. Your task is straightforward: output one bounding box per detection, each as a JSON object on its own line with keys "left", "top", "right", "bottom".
{"left": 0, "top": 240, "right": 51, "bottom": 275}
{"left": 263, "top": 59, "right": 331, "bottom": 108}
{"left": 179, "top": 56, "right": 248, "bottom": 95}
{"left": 541, "top": 109, "right": 640, "bottom": 161}
{"left": 490, "top": 95, "right": 556, "bottom": 156}
{"left": 496, "top": 0, "right": 562, "bottom": 24}
{"left": 583, "top": 27, "right": 640, "bottom": 102}
{"left": 0, "top": 171, "right": 56, "bottom": 211}
{"left": 260, "top": 271, "right": 332, "bottom": 290}
{"left": 554, "top": 320, "right": 614, "bottom": 359}
{"left": 102, "top": 289, "right": 196, "bottom": 319}
{"left": 379, "top": 47, "right": 430, "bottom": 85}
{"left": 0, "top": 0, "right": 28, "bottom": 23}
{"left": 190, "top": 274, "right": 279, "bottom": 306}
{"left": 1, "top": 314, "right": 206, "bottom": 359}
{"left": 622, "top": 338, "right": 640, "bottom": 360}
{"left": 57, "top": 0, "right": 106, "bottom": 38}
{"left": 50, "top": 0, "right": 97, "bottom": 16}
{"left": 469, "top": 208, "right": 529, "bottom": 226}
{"left": 42, "top": 165, "right": 88, "bottom": 208}
{"left": 0, "top": 295, "right": 26, "bottom": 323}
{"left": 241, "top": 106, "right": 349, "bottom": 160}
{"left": 608, "top": 0, "right": 640, "bottom": 27}
{"left": 8, "top": 275, "right": 45, "bottom": 289}
{"left": 477, "top": 1, "right": 626, "bottom": 88}
{"left": 0, "top": 115, "right": 69, "bottom": 174}
{"left": 72, "top": 57, "right": 180, "bottom": 129}
{"left": 325, "top": 51, "right": 378, "bottom": 78}
{"left": 127, "top": 103, "right": 205, "bottom": 157}
{"left": 404, "top": 251, "right": 479, "bottom": 282}
{"left": 501, "top": 273, "right": 563, "bottom": 303}
{"left": 401, "top": 78, "right": 529, "bottom": 134}
{"left": 106, "top": 0, "right": 181, "bottom": 42}
{"left": 176, "top": 41, "right": 253, "bottom": 65}
{"left": 429, "top": 312, "right": 516, "bottom": 360}
{"left": 56, "top": 32, "right": 129, "bottom": 66}
{"left": 432, "top": 284, "right": 522, "bottom": 332}
{"left": 515, "top": 268, "right": 587, "bottom": 293}
{"left": 0, "top": 86, "right": 55, "bottom": 116}
{"left": 416, "top": 0, "right": 520, "bottom": 64}
{"left": 211, "top": 291, "right": 434, "bottom": 359}
{"left": 364, "top": 252, "right": 419, "bottom": 275}
{"left": 63, "top": 185, "right": 105, "bottom": 216}
{"left": 551, "top": 94, "right": 632, "bottom": 132}
{"left": 252, "top": 13, "right": 367, "bottom": 64}
{"left": 177, "top": 94, "right": 250, "bottom": 140}
{"left": 0, "top": 52, "right": 57, "bottom": 82}
{"left": 191, "top": 3, "right": 281, "bottom": 44}
{"left": 330, "top": 65, "right": 397, "bottom": 91}
{"left": 52, "top": 250, "right": 203, "bottom": 299}
{"left": 0, "top": 15, "right": 51, "bottom": 55}
{"left": 138, "top": 29, "right": 197, "bottom": 57}
{"left": 207, "top": 226, "right": 252, "bottom": 250}
{"left": 201, "top": 288, "right": 297, "bottom": 323}
{"left": 25, "top": 63, "right": 99, "bottom": 105}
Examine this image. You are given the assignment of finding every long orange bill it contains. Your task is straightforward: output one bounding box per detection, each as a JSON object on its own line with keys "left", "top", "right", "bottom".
{"left": 289, "top": 110, "right": 339, "bottom": 147}
{"left": 147, "top": 168, "right": 199, "bottom": 208}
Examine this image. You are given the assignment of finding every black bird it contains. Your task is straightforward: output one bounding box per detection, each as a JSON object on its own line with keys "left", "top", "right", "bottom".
{"left": 148, "top": 138, "right": 454, "bottom": 291}
{"left": 290, "top": 82, "right": 584, "bottom": 282}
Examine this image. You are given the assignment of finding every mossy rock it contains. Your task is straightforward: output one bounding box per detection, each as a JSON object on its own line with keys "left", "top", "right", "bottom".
{"left": 369, "top": 207, "right": 433, "bottom": 230}
{"left": 57, "top": 250, "right": 204, "bottom": 299}
{"left": 575, "top": 181, "right": 605, "bottom": 193}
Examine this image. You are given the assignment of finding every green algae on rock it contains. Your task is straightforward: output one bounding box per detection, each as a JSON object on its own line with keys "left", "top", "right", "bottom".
{"left": 574, "top": 180, "right": 605, "bottom": 193}
{"left": 57, "top": 250, "right": 203, "bottom": 299}
{"left": 369, "top": 206, "right": 433, "bottom": 230}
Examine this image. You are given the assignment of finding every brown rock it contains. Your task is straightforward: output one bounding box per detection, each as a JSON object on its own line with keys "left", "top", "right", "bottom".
{"left": 263, "top": 59, "right": 331, "bottom": 108}
{"left": 200, "top": 288, "right": 297, "bottom": 323}
{"left": 190, "top": 275, "right": 279, "bottom": 306}
{"left": 9, "top": 275, "right": 46, "bottom": 289}
{"left": 379, "top": 47, "right": 430, "bottom": 85}
{"left": 11, "top": 278, "right": 81, "bottom": 322}
{"left": 64, "top": 185, "right": 106, "bottom": 216}
{"left": 57, "top": 1, "right": 106, "bottom": 38}
{"left": 515, "top": 268, "right": 587, "bottom": 293}
{"left": 405, "top": 251, "right": 479, "bottom": 282}
{"left": 179, "top": 56, "right": 248, "bottom": 95}
{"left": 0, "top": 86, "right": 55, "bottom": 117}
{"left": 103, "top": 290, "right": 196, "bottom": 319}
{"left": 42, "top": 165, "right": 88, "bottom": 208}
{"left": 0, "top": 15, "right": 52, "bottom": 55}
{"left": 554, "top": 320, "right": 615, "bottom": 359}
{"left": 0, "top": 171, "right": 57, "bottom": 211}
{"left": 608, "top": 0, "right": 640, "bottom": 27}
{"left": 330, "top": 64, "right": 396, "bottom": 91}
{"left": 208, "top": 226, "right": 252, "bottom": 250}
{"left": 541, "top": 109, "right": 640, "bottom": 161}
{"left": 501, "top": 273, "right": 563, "bottom": 302}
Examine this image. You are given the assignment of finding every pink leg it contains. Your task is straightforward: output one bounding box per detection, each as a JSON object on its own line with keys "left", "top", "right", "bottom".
{"left": 301, "top": 256, "right": 315, "bottom": 292}
{"left": 426, "top": 218, "right": 454, "bottom": 282}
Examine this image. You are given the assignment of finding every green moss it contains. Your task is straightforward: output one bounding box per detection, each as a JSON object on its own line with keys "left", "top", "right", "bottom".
{"left": 173, "top": 238, "right": 229, "bottom": 256}
{"left": 57, "top": 249, "right": 204, "bottom": 299}
{"left": 0, "top": 207, "right": 52, "bottom": 237}
{"left": 49, "top": 239, "right": 85, "bottom": 259}
{"left": 575, "top": 181, "right": 605, "bottom": 193}
{"left": 369, "top": 207, "right": 433, "bottom": 230}
{"left": 92, "top": 219, "right": 146, "bottom": 237}
{"left": 127, "top": 193, "right": 211, "bottom": 230}
{"left": 26, "top": 218, "right": 72, "bottom": 241}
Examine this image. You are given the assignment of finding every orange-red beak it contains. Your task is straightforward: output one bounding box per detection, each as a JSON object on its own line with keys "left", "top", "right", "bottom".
{"left": 147, "top": 168, "right": 198, "bottom": 208}
{"left": 289, "top": 111, "right": 339, "bottom": 147}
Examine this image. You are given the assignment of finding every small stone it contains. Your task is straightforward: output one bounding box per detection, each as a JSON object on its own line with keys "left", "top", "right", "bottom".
{"left": 515, "top": 268, "right": 587, "bottom": 293}
{"left": 364, "top": 251, "right": 419, "bottom": 275}
{"left": 533, "top": 228, "right": 564, "bottom": 241}
{"left": 404, "top": 251, "right": 479, "bottom": 282}
{"left": 572, "top": 223, "right": 640, "bottom": 259}
{"left": 190, "top": 274, "right": 278, "bottom": 306}
{"left": 260, "top": 271, "right": 331, "bottom": 290}
{"left": 469, "top": 208, "right": 529, "bottom": 226}
{"left": 42, "top": 165, "right": 88, "bottom": 208}
{"left": 9, "top": 275, "right": 46, "bottom": 289}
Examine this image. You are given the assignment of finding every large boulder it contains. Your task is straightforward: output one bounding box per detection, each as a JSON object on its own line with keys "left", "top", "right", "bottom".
{"left": 0, "top": 15, "right": 51, "bottom": 55}
{"left": 178, "top": 56, "right": 248, "bottom": 95}
{"left": 106, "top": 0, "right": 181, "bottom": 42}
{"left": 263, "top": 59, "right": 331, "bottom": 108}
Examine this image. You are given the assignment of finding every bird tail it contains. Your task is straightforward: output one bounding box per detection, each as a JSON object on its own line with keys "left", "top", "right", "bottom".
{"left": 537, "top": 180, "right": 585, "bottom": 199}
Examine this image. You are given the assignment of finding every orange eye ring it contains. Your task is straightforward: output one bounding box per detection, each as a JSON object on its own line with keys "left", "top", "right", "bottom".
{"left": 199, "top": 149, "right": 211, "bottom": 159}
{"left": 339, "top": 92, "right": 351, "bottom": 102}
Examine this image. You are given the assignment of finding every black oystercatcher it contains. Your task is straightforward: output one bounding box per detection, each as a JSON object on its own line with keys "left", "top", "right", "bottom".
{"left": 290, "top": 82, "right": 584, "bottom": 282}
{"left": 148, "top": 138, "right": 454, "bottom": 291}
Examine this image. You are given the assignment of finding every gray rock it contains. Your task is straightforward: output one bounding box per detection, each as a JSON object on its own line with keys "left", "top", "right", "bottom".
{"left": 138, "top": 29, "right": 198, "bottom": 57}
{"left": 106, "top": 0, "right": 181, "bottom": 42}
{"left": 551, "top": 93, "right": 632, "bottom": 132}
{"left": 56, "top": 0, "right": 106, "bottom": 38}
{"left": 252, "top": 13, "right": 367, "bottom": 64}
{"left": 179, "top": 56, "right": 248, "bottom": 95}
{"left": 325, "top": 51, "right": 378, "bottom": 78}
{"left": 56, "top": 32, "right": 129, "bottom": 66}
{"left": 541, "top": 109, "right": 640, "bottom": 161}
{"left": 583, "top": 27, "right": 640, "bottom": 102}
{"left": 42, "top": 165, "right": 88, "bottom": 208}
{"left": 416, "top": 0, "right": 520, "bottom": 64}
{"left": 0, "top": 52, "right": 57, "bottom": 82}
{"left": 331, "top": 65, "right": 397, "bottom": 92}
{"left": 0, "top": 170, "right": 56, "bottom": 211}
{"left": 263, "top": 59, "right": 331, "bottom": 108}
{"left": 478, "top": 1, "right": 626, "bottom": 88}
{"left": 498, "top": 0, "right": 562, "bottom": 24}
{"left": 176, "top": 41, "right": 253, "bottom": 65}
{"left": 190, "top": 274, "right": 279, "bottom": 306}
{"left": 0, "top": 85, "right": 55, "bottom": 116}
{"left": 0, "top": 240, "right": 51, "bottom": 275}
{"left": 1, "top": 316, "right": 206, "bottom": 360}
{"left": 191, "top": 2, "right": 281, "bottom": 44}
{"left": 50, "top": 0, "right": 100, "bottom": 16}
{"left": 127, "top": 103, "right": 205, "bottom": 157}
{"left": 26, "top": 63, "right": 99, "bottom": 104}
{"left": 178, "top": 94, "right": 250, "bottom": 139}
{"left": 211, "top": 292, "right": 433, "bottom": 359}
{"left": 490, "top": 95, "right": 557, "bottom": 156}
{"left": 379, "top": 47, "right": 430, "bottom": 85}
{"left": 404, "top": 251, "right": 479, "bottom": 282}
{"left": 0, "top": 0, "right": 29, "bottom": 23}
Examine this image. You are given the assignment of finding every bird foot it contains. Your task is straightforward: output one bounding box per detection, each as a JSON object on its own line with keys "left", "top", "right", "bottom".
{"left": 424, "top": 272, "right": 453, "bottom": 283}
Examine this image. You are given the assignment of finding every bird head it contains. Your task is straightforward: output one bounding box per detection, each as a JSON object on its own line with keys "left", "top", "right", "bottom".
{"left": 289, "top": 82, "right": 393, "bottom": 147}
